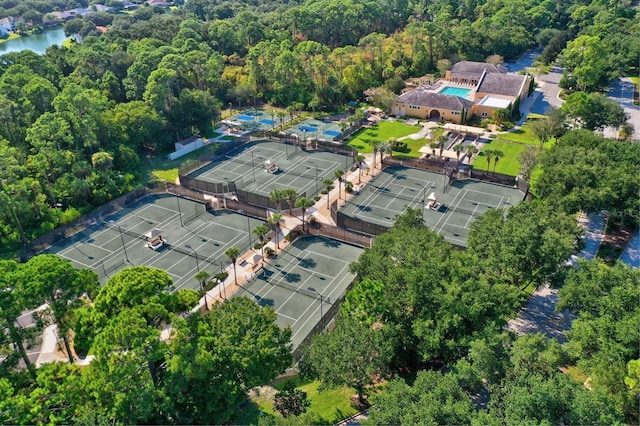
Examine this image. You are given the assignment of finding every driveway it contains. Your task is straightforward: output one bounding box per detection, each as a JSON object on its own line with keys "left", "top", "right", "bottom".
{"left": 507, "top": 212, "right": 607, "bottom": 342}
{"left": 529, "top": 66, "right": 564, "bottom": 114}
{"left": 602, "top": 77, "right": 640, "bottom": 141}
{"left": 619, "top": 229, "right": 639, "bottom": 268}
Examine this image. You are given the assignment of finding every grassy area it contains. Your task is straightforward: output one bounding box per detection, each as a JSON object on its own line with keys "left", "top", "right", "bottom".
{"left": 471, "top": 140, "right": 529, "bottom": 176}
{"left": 394, "top": 137, "right": 429, "bottom": 159}
{"left": 140, "top": 142, "right": 222, "bottom": 184}
{"left": 0, "top": 33, "right": 20, "bottom": 44}
{"left": 496, "top": 121, "right": 540, "bottom": 145}
{"left": 629, "top": 76, "right": 639, "bottom": 85}
{"left": 346, "top": 121, "right": 422, "bottom": 154}
{"left": 564, "top": 366, "right": 588, "bottom": 384}
{"left": 235, "top": 375, "right": 359, "bottom": 425}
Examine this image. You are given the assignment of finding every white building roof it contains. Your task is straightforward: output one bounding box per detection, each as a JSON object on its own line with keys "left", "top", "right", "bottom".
{"left": 477, "top": 96, "right": 512, "bottom": 109}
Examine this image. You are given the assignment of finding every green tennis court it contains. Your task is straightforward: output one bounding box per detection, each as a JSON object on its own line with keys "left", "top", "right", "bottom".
{"left": 339, "top": 166, "right": 526, "bottom": 246}
{"left": 187, "top": 140, "right": 353, "bottom": 198}
{"left": 234, "top": 236, "right": 363, "bottom": 349}
{"left": 42, "top": 193, "right": 266, "bottom": 292}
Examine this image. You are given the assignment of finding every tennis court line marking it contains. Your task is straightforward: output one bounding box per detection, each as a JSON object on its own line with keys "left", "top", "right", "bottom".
{"left": 434, "top": 189, "right": 467, "bottom": 233}
{"left": 275, "top": 249, "right": 346, "bottom": 279}
{"left": 290, "top": 261, "right": 352, "bottom": 341}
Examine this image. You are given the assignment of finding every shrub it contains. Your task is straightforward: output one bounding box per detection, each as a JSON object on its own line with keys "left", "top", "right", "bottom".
{"left": 264, "top": 246, "right": 275, "bottom": 257}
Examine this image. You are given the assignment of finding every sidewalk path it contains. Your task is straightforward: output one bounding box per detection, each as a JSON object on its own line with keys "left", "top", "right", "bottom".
{"left": 507, "top": 212, "right": 607, "bottom": 342}
{"left": 619, "top": 228, "right": 639, "bottom": 268}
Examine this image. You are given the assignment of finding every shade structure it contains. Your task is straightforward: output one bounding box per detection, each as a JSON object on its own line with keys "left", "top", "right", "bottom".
{"left": 428, "top": 192, "right": 438, "bottom": 201}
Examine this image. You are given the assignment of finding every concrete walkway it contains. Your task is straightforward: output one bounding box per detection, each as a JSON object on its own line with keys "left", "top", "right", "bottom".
{"left": 507, "top": 212, "right": 607, "bottom": 342}
{"left": 619, "top": 228, "right": 639, "bottom": 268}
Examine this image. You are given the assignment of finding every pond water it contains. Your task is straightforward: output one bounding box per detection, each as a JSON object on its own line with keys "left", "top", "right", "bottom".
{"left": 0, "top": 28, "right": 68, "bottom": 55}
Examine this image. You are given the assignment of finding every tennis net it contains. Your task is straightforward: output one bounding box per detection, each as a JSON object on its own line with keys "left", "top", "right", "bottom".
{"left": 264, "top": 271, "right": 329, "bottom": 302}
{"left": 287, "top": 145, "right": 302, "bottom": 159}
{"left": 224, "top": 155, "right": 257, "bottom": 168}
{"left": 182, "top": 203, "right": 206, "bottom": 225}
{"left": 369, "top": 184, "right": 425, "bottom": 204}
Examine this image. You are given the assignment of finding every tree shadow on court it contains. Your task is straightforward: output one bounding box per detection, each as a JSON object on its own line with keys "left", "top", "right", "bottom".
{"left": 256, "top": 296, "right": 274, "bottom": 307}
{"left": 298, "top": 258, "right": 316, "bottom": 268}
{"left": 283, "top": 272, "right": 302, "bottom": 283}
{"left": 356, "top": 204, "right": 372, "bottom": 212}
{"left": 321, "top": 239, "right": 341, "bottom": 248}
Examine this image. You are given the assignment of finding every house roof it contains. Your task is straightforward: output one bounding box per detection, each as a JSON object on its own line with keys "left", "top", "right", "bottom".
{"left": 476, "top": 73, "right": 528, "bottom": 97}
{"left": 451, "top": 61, "right": 507, "bottom": 75}
{"left": 396, "top": 90, "right": 475, "bottom": 111}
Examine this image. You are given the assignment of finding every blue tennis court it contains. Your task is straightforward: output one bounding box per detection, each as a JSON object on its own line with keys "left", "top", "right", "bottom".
{"left": 285, "top": 119, "right": 344, "bottom": 141}
{"left": 237, "top": 114, "right": 254, "bottom": 121}
{"left": 260, "top": 119, "right": 275, "bottom": 125}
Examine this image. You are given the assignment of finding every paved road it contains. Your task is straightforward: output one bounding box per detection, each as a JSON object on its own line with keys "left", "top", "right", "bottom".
{"left": 602, "top": 77, "right": 640, "bottom": 140}
{"left": 619, "top": 229, "right": 639, "bottom": 268}
{"left": 530, "top": 66, "right": 564, "bottom": 114}
{"left": 507, "top": 213, "right": 607, "bottom": 342}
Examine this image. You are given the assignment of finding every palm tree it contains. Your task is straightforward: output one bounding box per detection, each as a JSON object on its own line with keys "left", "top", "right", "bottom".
{"left": 213, "top": 271, "right": 229, "bottom": 299}
{"left": 268, "top": 212, "right": 283, "bottom": 252}
{"left": 355, "top": 154, "right": 365, "bottom": 183}
{"left": 253, "top": 224, "right": 269, "bottom": 260}
{"left": 429, "top": 141, "right": 439, "bottom": 158}
{"left": 465, "top": 145, "right": 478, "bottom": 164}
{"left": 369, "top": 139, "right": 382, "bottom": 168}
{"left": 483, "top": 149, "right": 494, "bottom": 174}
{"left": 323, "top": 178, "right": 334, "bottom": 209}
{"left": 437, "top": 135, "right": 448, "bottom": 157}
{"left": 225, "top": 247, "right": 241, "bottom": 286}
{"left": 334, "top": 169, "right": 345, "bottom": 200}
{"left": 277, "top": 111, "right": 286, "bottom": 127}
{"left": 338, "top": 120, "right": 349, "bottom": 140}
{"left": 453, "top": 144, "right": 464, "bottom": 163}
{"left": 194, "top": 270, "right": 211, "bottom": 311}
{"left": 282, "top": 188, "right": 298, "bottom": 215}
{"left": 269, "top": 189, "right": 286, "bottom": 211}
{"left": 270, "top": 110, "right": 276, "bottom": 130}
{"left": 286, "top": 105, "right": 295, "bottom": 122}
{"left": 380, "top": 142, "right": 392, "bottom": 162}
{"left": 492, "top": 150, "right": 504, "bottom": 176}
{"left": 295, "top": 197, "right": 315, "bottom": 231}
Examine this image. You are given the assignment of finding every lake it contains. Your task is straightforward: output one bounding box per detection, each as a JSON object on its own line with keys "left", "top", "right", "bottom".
{"left": 0, "top": 27, "right": 68, "bottom": 55}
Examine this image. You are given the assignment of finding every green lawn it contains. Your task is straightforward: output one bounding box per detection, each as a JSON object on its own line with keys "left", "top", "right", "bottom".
{"left": 496, "top": 120, "right": 540, "bottom": 145}
{"left": 395, "top": 137, "right": 429, "bottom": 159}
{"left": 140, "top": 142, "right": 221, "bottom": 184}
{"left": 472, "top": 140, "right": 529, "bottom": 176}
{"left": 629, "top": 76, "right": 639, "bottom": 85}
{"left": 235, "top": 376, "right": 358, "bottom": 425}
{"left": 346, "top": 121, "right": 422, "bottom": 154}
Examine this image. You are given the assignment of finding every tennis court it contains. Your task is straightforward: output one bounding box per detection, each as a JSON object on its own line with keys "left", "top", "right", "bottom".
{"left": 339, "top": 166, "right": 526, "bottom": 246}
{"left": 286, "top": 118, "right": 343, "bottom": 141}
{"left": 41, "top": 193, "right": 266, "bottom": 291}
{"left": 223, "top": 110, "right": 281, "bottom": 132}
{"left": 234, "top": 236, "right": 363, "bottom": 349}
{"left": 187, "top": 140, "right": 353, "bottom": 197}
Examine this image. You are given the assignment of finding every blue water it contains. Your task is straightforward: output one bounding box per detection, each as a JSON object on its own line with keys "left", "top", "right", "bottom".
{"left": 260, "top": 119, "right": 274, "bottom": 125}
{"left": 439, "top": 87, "right": 472, "bottom": 97}
{"left": 0, "top": 28, "right": 67, "bottom": 55}
{"left": 236, "top": 114, "right": 254, "bottom": 121}
{"left": 323, "top": 130, "right": 341, "bottom": 137}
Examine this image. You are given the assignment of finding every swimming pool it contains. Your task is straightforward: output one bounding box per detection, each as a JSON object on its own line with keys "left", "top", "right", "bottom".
{"left": 439, "top": 87, "right": 472, "bottom": 98}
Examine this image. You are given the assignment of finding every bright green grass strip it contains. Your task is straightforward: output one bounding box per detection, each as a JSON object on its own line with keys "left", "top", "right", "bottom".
{"left": 496, "top": 122, "right": 539, "bottom": 145}
{"left": 0, "top": 33, "right": 20, "bottom": 44}
{"left": 629, "top": 76, "right": 639, "bottom": 85}
{"left": 472, "top": 140, "right": 529, "bottom": 176}
{"left": 140, "top": 143, "right": 221, "bottom": 184}
{"left": 238, "top": 376, "right": 358, "bottom": 424}
{"left": 347, "top": 121, "right": 422, "bottom": 154}
{"left": 394, "top": 137, "right": 429, "bottom": 159}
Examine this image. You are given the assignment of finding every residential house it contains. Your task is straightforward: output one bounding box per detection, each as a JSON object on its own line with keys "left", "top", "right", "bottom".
{"left": 445, "top": 61, "right": 507, "bottom": 85}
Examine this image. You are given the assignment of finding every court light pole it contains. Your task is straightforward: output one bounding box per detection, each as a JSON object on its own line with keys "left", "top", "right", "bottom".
{"left": 239, "top": 210, "right": 252, "bottom": 248}
{"left": 175, "top": 191, "right": 183, "bottom": 227}
{"left": 108, "top": 220, "right": 129, "bottom": 263}
{"left": 307, "top": 287, "right": 324, "bottom": 318}
{"left": 185, "top": 244, "right": 200, "bottom": 272}
{"left": 250, "top": 151, "right": 256, "bottom": 182}
{"left": 308, "top": 162, "right": 319, "bottom": 194}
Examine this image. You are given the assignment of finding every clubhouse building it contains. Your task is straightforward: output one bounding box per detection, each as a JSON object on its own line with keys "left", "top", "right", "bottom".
{"left": 392, "top": 61, "right": 532, "bottom": 124}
